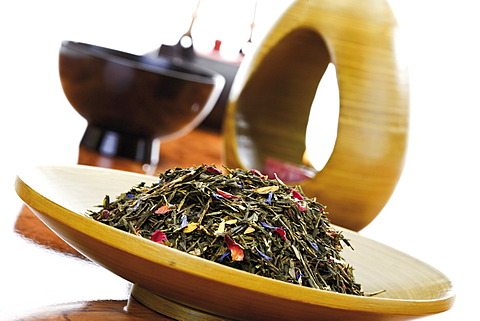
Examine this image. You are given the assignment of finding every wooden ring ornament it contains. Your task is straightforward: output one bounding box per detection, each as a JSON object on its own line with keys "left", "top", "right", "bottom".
{"left": 223, "top": 0, "right": 409, "bottom": 231}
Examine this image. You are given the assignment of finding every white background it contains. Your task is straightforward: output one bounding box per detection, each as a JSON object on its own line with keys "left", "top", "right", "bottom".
{"left": 1, "top": 0, "right": 478, "bottom": 319}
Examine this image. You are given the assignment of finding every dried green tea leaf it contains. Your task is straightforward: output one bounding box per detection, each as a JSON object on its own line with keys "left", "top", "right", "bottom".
{"left": 89, "top": 164, "right": 363, "bottom": 296}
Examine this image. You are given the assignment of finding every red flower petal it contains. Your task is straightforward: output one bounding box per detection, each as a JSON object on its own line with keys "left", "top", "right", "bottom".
{"left": 250, "top": 169, "right": 268, "bottom": 179}
{"left": 205, "top": 165, "right": 222, "bottom": 174}
{"left": 327, "top": 229, "right": 337, "bottom": 238}
{"left": 290, "top": 189, "right": 304, "bottom": 200}
{"left": 295, "top": 201, "right": 307, "bottom": 212}
{"left": 216, "top": 189, "right": 237, "bottom": 199}
{"left": 290, "top": 189, "right": 307, "bottom": 211}
{"left": 224, "top": 234, "right": 244, "bottom": 261}
{"left": 150, "top": 230, "right": 169, "bottom": 245}
{"left": 273, "top": 227, "right": 287, "bottom": 240}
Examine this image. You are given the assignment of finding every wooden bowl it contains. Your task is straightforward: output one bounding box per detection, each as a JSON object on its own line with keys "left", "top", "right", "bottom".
{"left": 59, "top": 41, "right": 224, "bottom": 164}
{"left": 15, "top": 165, "right": 454, "bottom": 321}
{"left": 223, "top": 0, "right": 409, "bottom": 231}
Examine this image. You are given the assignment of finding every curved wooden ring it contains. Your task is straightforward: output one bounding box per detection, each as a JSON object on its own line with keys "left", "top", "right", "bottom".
{"left": 223, "top": 0, "right": 409, "bottom": 231}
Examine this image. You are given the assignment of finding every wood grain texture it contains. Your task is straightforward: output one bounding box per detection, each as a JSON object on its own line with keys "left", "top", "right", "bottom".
{"left": 15, "top": 165, "right": 454, "bottom": 321}
{"left": 223, "top": 0, "right": 409, "bottom": 231}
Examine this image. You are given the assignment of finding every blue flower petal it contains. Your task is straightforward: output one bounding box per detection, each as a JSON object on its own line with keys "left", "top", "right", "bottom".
{"left": 218, "top": 250, "right": 230, "bottom": 262}
{"left": 254, "top": 246, "right": 272, "bottom": 260}
{"left": 265, "top": 191, "right": 273, "bottom": 205}
{"left": 180, "top": 214, "right": 188, "bottom": 228}
{"left": 260, "top": 222, "right": 275, "bottom": 229}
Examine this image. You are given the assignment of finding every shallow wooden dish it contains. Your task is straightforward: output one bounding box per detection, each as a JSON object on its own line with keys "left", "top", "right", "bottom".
{"left": 15, "top": 165, "right": 454, "bottom": 320}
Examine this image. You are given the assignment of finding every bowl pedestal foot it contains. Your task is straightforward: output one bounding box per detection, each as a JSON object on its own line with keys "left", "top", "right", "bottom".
{"left": 79, "top": 124, "right": 160, "bottom": 175}
{"left": 127, "top": 284, "right": 231, "bottom": 321}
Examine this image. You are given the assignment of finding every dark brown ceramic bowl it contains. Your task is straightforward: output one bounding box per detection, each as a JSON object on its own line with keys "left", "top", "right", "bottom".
{"left": 59, "top": 41, "right": 224, "bottom": 164}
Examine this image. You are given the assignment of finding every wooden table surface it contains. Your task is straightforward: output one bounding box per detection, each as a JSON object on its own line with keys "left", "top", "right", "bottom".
{"left": 7, "top": 129, "right": 223, "bottom": 320}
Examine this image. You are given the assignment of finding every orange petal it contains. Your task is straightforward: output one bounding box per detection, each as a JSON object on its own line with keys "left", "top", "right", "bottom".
{"left": 224, "top": 234, "right": 244, "bottom": 261}
{"left": 183, "top": 222, "right": 199, "bottom": 233}
{"left": 155, "top": 205, "right": 172, "bottom": 214}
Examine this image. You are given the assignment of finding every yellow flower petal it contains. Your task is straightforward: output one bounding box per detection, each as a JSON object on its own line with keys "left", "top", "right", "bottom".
{"left": 244, "top": 226, "right": 255, "bottom": 234}
{"left": 183, "top": 223, "right": 199, "bottom": 233}
{"left": 214, "top": 220, "right": 226, "bottom": 236}
{"left": 254, "top": 186, "right": 279, "bottom": 194}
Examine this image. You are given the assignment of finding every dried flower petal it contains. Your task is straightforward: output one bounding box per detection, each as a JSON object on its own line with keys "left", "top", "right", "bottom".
{"left": 224, "top": 234, "right": 244, "bottom": 261}
{"left": 290, "top": 189, "right": 304, "bottom": 200}
{"left": 131, "top": 196, "right": 143, "bottom": 210}
{"left": 244, "top": 226, "right": 255, "bottom": 234}
{"left": 265, "top": 191, "right": 274, "bottom": 205}
{"left": 250, "top": 169, "right": 268, "bottom": 179}
{"left": 327, "top": 230, "right": 337, "bottom": 238}
{"left": 216, "top": 189, "right": 237, "bottom": 199}
{"left": 274, "top": 227, "right": 287, "bottom": 240}
{"left": 254, "top": 246, "right": 272, "bottom": 260}
{"left": 183, "top": 222, "right": 199, "bottom": 233}
{"left": 218, "top": 251, "right": 230, "bottom": 262}
{"left": 180, "top": 214, "right": 188, "bottom": 229}
{"left": 260, "top": 222, "right": 275, "bottom": 229}
{"left": 205, "top": 165, "right": 222, "bottom": 174}
{"left": 214, "top": 220, "right": 226, "bottom": 236}
{"left": 101, "top": 210, "right": 111, "bottom": 219}
{"left": 296, "top": 270, "right": 305, "bottom": 284}
{"left": 155, "top": 205, "right": 172, "bottom": 214}
{"left": 295, "top": 201, "right": 307, "bottom": 212}
{"left": 261, "top": 222, "right": 287, "bottom": 240}
{"left": 150, "top": 230, "right": 168, "bottom": 245}
{"left": 254, "top": 186, "right": 279, "bottom": 194}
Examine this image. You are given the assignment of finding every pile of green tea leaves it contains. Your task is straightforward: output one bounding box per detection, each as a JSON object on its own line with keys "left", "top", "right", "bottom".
{"left": 89, "top": 164, "right": 363, "bottom": 295}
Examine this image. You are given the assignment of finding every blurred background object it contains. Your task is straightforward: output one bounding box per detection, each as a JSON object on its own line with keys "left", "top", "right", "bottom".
{"left": 153, "top": 0, "right": 257, "bottom": 130}
{"left": 59, "top": 40, "right": 224, "bottom": 174}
